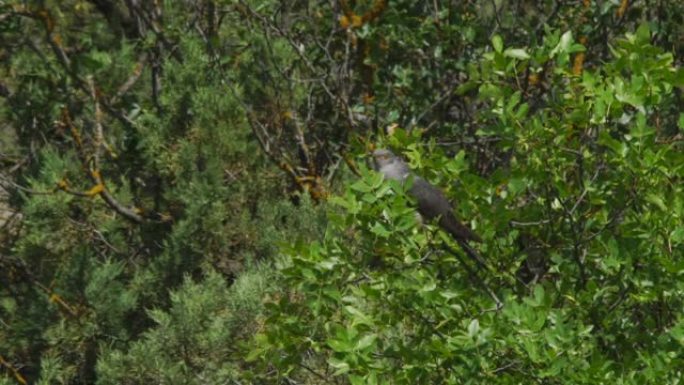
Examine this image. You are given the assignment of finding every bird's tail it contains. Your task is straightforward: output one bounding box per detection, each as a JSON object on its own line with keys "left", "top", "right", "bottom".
{"left": 456, "top": 239, "right": 488, "bottom": 270}
{"left": 440, "top": 213, "right": 482, "bottom": 243}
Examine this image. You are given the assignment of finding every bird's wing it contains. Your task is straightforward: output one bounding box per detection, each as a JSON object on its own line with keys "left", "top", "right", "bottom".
{"left": 408, "top": 177, "right": 452, "bottom": 219}
{"left": 409, "top": 177, "right": 481, "bottom": 243}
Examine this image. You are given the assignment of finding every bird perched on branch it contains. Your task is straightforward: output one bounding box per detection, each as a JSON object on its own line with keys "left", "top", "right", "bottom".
{"left": 371, "top": 148, "right": 481, "bottom": 244}
{"left": 372, "top": 148, "right": 498, "bottom": 307}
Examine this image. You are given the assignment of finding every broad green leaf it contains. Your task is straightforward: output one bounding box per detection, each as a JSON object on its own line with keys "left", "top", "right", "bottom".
{"left": 671, "top": 227, "right": 684, "bottom": 244}
{"left": 329, "top": 357, "right": 351, "bottom": 375}
{"left": 646, "top": 193, "right": 667, "bottom": 211}
{"left": 355, "top": 333, "right": 377, "bottom": 350}
{"left": 467, "top": 319, "right": 479, "bottom": 337}
{"left": 504, "top": 48, "right": 530, "bottom": 60}
{"left": 492, "top": 34, "right": 504, "bottom": 53}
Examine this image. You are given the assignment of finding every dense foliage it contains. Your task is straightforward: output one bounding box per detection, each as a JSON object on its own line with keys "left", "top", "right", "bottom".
{"left": 1, "top": 1, "right": 683, "bottom": 384}
{"left": 254, "top": 26, "right": 684, "bottom": 383}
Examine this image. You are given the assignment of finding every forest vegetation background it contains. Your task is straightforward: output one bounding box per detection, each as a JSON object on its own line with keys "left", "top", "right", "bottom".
{"left": 1, "top": 0, "right": 684, "bottom": 384}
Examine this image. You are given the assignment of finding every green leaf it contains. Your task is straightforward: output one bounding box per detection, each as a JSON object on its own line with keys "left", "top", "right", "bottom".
{"left": 671, "top": 227, "right": 684, "bottom": 244}
{"left": 635, "top": 23, "right": 651, "bottom": 43}
{"left": 670, "top": 321, "right": 684, "bottom": 345}
{"left": 344, "top": 305, "right": 373, "bottom": 326}
{"left": 355, "top": 333, "right": 377, "bottom": 350}
{"left": 328, "top": 357, "right": 351, "bottom": 375}
{"left": 504, "top": 48, "right": 530, "bottom": 60}
{"left": 446, "top": 150, "right": 467, "bottom": 175}
{"left": 526, "top": 285, "right": 546, "bottom": 307}
{"left": 629, "top": 113, "right": 655, "bottom": 138}
{"left": 456, "top": 80, "right": 479, "bottom": 95}
{"left": 508, "top": 178, "right": 527, "bottom": 197}
{"left": 419, "top": 280, "right": 437, "bottom": 293}
{"left": 492, "top": 35, "right": 504, "bottom": 53}
{"left": 328, "top": 338, "right": 353, "bottom": 353}
{"left": 646, "top": 193, "right": 666, "bottom": 211}
{"left": 467, "top": 319, "right": 479, "bottom": 337}
{"left": 351, "top": 179, "right": 373, "bottom": 193}
{"left": 550, "top": 30, "right": 573, "bottom": 57}
{"left": 370, "top": 222, "right": 391, "bottom": 238}
{"left": 440, "top": 290, "right": 460, "bottom": 300}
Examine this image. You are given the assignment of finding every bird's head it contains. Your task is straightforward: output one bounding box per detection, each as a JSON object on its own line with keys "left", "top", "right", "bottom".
{"left": 371, "top": 148, "right": 397, "bottom": 170}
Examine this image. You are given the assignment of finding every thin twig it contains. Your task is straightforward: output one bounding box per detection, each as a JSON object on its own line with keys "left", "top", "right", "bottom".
{"left": 442, "top": 242, "right": 503, "bottom": 310}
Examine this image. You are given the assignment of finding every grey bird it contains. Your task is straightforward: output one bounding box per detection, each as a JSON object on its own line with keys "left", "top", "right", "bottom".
{"left": 372, "top": 149, "right": 497, "bottom": 307}
{"left": 371, "top": 149, "right": 481, "bottom": 244}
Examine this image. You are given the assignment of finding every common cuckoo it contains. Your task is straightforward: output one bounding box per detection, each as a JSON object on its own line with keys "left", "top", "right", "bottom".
{"left": 372, "top": 149, "right": 481, "bottom": 244}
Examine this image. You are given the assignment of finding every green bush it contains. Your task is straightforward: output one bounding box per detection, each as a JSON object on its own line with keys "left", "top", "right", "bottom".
{"left": 96, "top": 268, "right": 275, "bottom": 385}
{"left": 1, "top": 1, "right": 683, "bottom": 384}
{"left": 252, "top": 26, "right": 684, "bottom": 384}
